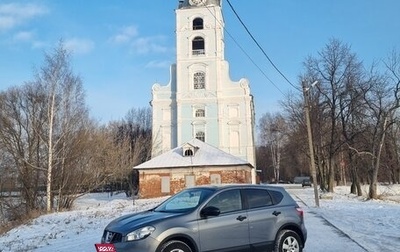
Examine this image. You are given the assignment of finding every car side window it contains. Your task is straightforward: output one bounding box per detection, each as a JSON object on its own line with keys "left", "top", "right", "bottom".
{"left": 268, "top": 190, "right": 283, "bottom": 204}
{"left": 205, "top": 189, "right": 242, "bottom": 214}
{"left": 244, "top": 189, "right": 273, "bottom": 209}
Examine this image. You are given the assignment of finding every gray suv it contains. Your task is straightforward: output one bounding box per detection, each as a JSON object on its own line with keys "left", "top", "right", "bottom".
{"left": 100, "top": 184, "right": 307, "bottom": 252}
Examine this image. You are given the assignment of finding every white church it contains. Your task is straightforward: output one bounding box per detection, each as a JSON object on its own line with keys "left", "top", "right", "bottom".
{"left": 135, "top": 0, "right": 257, "bottom": 198}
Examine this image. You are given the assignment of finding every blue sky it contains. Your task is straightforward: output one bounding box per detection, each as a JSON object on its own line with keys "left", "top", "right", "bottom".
{"left": 1, "top": 0, "right": 399, "bottom": 123}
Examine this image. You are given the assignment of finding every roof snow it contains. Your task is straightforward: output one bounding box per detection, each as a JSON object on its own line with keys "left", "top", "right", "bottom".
{"left": 134, "top": 138, "right": 251, "bottom": 169}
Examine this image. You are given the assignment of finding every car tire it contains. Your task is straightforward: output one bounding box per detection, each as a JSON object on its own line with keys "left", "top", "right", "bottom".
{"left": 274, "top": 230, "right": 303, "bottom": 252}
{"left": 160, "top": 240, "right": 192, "bottom": 252}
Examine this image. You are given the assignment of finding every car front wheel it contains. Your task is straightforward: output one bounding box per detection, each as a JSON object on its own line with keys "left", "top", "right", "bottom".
{"left": 160, "top": 240, "right": 192, "bottom": 252}
{"left": 274, "top": 230, "right": 303, "bottom": 252}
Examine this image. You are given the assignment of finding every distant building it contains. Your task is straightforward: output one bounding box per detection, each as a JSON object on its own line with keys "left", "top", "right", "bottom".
{"left": 135, "top": 0, "right": 257, "bottom": 197}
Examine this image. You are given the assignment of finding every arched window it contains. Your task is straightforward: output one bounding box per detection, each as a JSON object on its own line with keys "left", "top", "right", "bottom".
{"left": 184, "top": 149, "right": 194, "bottom": 156}
{"left": 194, "top": 72, "right": 205, "bottom": 89}
{"left": 196, "top": 131, "right": 205, "bottom": 142}
{"left": 193, "top": 18, "right": 203, "bottom": 30}
{"left": 195, "top": 109, "right": 205, "bottom": 117}
{"left": 192, "top": 36, "right": 205, "bottom": 55}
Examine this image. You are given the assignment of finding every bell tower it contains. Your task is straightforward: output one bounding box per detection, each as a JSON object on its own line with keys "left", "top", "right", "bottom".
{"left": 151, "top": 0, "right": 256, "bottom": 174}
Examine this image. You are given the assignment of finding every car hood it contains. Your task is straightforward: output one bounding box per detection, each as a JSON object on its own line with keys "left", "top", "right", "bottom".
{"left": 105, "top": 210, "right": 184, "bottom": 235}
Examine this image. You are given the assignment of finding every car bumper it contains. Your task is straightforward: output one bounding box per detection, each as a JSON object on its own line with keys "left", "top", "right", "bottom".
{"left": 111, "top": 236, "right": 160, "bottom": 252}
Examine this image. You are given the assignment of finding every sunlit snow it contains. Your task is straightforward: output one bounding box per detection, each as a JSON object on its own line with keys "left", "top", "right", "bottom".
{"left": 0, "top": 184, "right": 399, "bottom": 252}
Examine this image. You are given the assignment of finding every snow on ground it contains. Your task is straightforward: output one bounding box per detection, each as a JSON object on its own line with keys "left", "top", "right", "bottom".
{"left": 0, "top": 184, "right": 399, "bottom": 252}
{"left": 289, "top": 184, "right": 400, "bottom": 252}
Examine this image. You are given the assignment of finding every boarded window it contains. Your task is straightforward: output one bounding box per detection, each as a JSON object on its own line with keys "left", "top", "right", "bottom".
{"left": 186, "top": 175, "right": 195, "bottom": 188}
{"left": 210, "top": 174, "right": 221, "bottom": 184}
{"left": 161, "top": 176, "right": 170, "bottom": 193}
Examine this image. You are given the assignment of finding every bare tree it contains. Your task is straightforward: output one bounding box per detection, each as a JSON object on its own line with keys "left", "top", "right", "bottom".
{"left": 384, "top": 50, "right": 400, "bottom": 185}
{"left": 0, "top": 85, "right": 47, "bottom": 215}
{"left": 258, "top": 112, "right": 287, "bottom": 183}
{"left": 361, "top": 51, "right": 400, "bottom": 198}
{"left": 0, "top": 42, "right": 155, "bottom": 227}
{"left": 30, "top": 41, "right": 89, "bottom": 212}
{"left": 280, "top": 92, "right": 311, "bottom": 180}
{"left": 302, "top": 38, "right": 365, "bottom": 192}
{"left": 386, "top": 121, "right": 400, "bottom": 184}
{"left": 111, "top": 107, "right": 152, "bottom": 195}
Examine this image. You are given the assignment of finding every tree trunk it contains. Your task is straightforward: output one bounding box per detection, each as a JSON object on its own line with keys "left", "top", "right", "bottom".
{"left": 328, "top": 158, "right": 335, "bottom": 192}
{"left": 46, "top": 92, "right": 56, "bottom": 213}
{"left": 369, "top": 117, "right": 388, "bottom": 199}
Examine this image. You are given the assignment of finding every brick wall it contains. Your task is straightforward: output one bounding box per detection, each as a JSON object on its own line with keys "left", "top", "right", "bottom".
{"left": 137, "top": 165, "right": 252, "bottom": 198}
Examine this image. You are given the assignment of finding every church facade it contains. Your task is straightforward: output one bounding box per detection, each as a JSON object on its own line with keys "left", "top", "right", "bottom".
{"left": 151, "top": 0, "right": 256, "bottom": 172}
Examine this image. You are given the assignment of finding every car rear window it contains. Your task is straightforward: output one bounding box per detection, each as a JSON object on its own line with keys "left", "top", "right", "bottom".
{"left": 268, "top": 190, "right": 284, "bottom": 204}
{"left": 243, "top": 189, "right": 273, "bottom": 209}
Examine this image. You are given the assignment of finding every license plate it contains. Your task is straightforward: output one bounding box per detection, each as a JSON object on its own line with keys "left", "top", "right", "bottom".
{"left": 95, "top": 243, "right": 116, "bottom": 252}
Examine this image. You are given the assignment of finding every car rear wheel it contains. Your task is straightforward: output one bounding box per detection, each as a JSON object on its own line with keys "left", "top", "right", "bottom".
{"left": 274, "top": 230, "right": 303, "bottom": 252}
{"left": 160, "top": 240, "right": 192, "bottom": 252}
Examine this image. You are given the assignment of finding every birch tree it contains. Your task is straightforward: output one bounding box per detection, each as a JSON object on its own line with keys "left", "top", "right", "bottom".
{"left": 34, "top": 41, "right": 88, "bottom": 212}
{"left": 258, "top": 112, "right": 287, "bottom": 183}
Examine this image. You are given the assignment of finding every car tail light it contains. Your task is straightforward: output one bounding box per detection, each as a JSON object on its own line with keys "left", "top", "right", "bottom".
{"left": 296, "top": 207, "right": 304, "bottom": 220}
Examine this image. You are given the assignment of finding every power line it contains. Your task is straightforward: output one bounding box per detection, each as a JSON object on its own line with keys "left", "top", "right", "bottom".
{"left": 225, "top": 0, "right": 300, "bottom": 92}
{"left": 204, "top": 4, "right": 285, "bottom": 96}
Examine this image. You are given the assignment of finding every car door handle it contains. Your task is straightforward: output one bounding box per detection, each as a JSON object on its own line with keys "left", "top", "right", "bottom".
{"left": 272, "top": 211, "right": 281, "bottom": 216}
{"left": 236, "top": 215, "right": 247, "bottom": 221}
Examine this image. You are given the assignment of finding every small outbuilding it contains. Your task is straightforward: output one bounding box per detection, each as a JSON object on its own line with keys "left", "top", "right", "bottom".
{"left": 134, "top": 138, "right": 253, "bottom": 198}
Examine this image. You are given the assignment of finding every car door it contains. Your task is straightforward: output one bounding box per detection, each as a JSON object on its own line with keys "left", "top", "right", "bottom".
{"left": 197, "top": 189, "right": 250, "bottom": 252}
{"left": 243, "top": 188, "right": 278, "bottom": 251}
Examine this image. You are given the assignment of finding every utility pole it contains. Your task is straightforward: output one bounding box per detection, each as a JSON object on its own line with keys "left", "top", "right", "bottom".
{"left": 302, "top": 80, "right": 320, "bottom": 207}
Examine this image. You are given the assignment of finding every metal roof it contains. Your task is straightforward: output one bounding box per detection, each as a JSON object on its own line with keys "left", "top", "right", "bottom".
{"left": 134, "top": 138, "right": 252, "bottom": 169}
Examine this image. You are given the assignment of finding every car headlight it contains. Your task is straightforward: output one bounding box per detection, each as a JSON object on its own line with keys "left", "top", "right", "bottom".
{"left": 126, "top": 226, "right": 156, "bottom": 241}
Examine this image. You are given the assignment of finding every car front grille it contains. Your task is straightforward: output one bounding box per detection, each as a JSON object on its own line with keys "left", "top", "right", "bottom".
{"left": 102, "top": 230, "right": 122, "bottom": 243}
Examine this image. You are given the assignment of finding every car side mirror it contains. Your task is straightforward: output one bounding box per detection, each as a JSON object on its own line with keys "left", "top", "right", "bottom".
{"left": 200, "top": 206, "right": 220, "bottom": 218}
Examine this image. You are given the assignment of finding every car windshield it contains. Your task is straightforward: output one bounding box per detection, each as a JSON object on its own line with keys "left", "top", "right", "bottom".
{"left": 154, "top": 188, "right": 215, "bottom": 213}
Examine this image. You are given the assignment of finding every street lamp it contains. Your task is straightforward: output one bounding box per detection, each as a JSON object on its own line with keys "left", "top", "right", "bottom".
{"left": 302, "top": 80, "right": 320, "bottom": 207}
